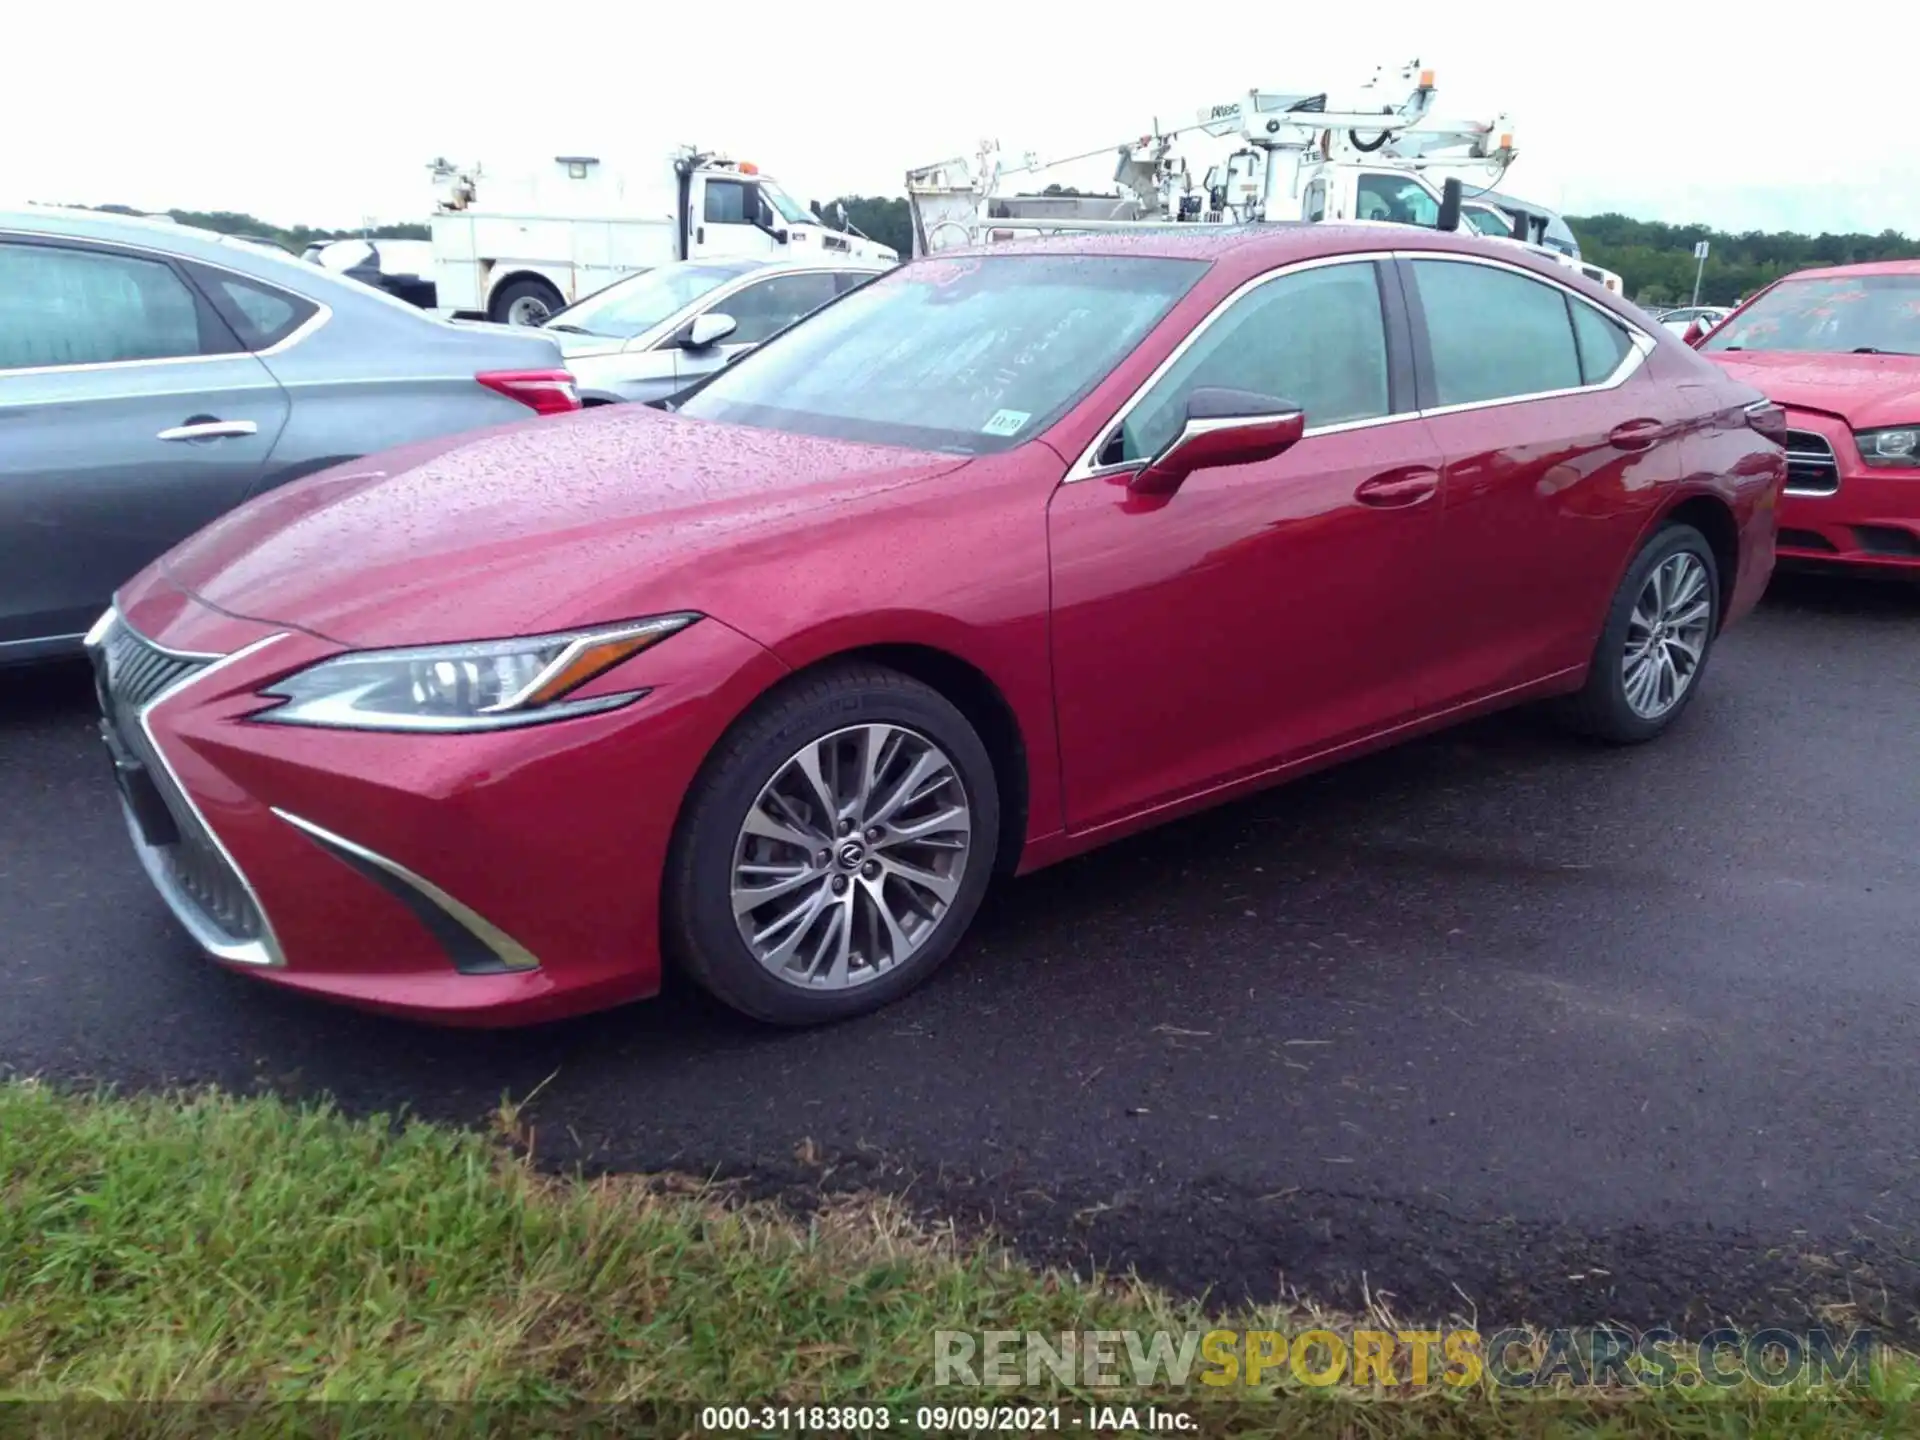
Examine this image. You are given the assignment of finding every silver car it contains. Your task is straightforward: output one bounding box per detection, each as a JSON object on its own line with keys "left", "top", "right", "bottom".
{"left": 0, "top": 207, "right": 577, "bottom": 662}
{"left": 543, "top": 257, "right": 890, "bottom": 406}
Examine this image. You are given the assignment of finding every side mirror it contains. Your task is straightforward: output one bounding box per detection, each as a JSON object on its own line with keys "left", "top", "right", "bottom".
{"left": 683, "top": 312, "right": 738, "bottom": 349}
{"left": 1131, "top": 388, "right": 1306, "bottom": 498}
{"left": 1682, "top": 318, "right": 1709, "bottom": 348}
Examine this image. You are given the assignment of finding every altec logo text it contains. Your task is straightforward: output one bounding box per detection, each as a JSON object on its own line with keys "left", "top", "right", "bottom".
{"left": 933, "top": 1327, "right": 1877, "bottom": 1391}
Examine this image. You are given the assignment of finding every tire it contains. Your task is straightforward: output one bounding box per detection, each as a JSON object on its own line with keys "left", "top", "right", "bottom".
{"left": 664, "top": 663, "right": 1000, "bottom": 1025}
{"left": 489, "top": 277, "right": 563, "bottom": 327}
{"left": 1556, "top": 522, "right": 1721, "bottom": 744}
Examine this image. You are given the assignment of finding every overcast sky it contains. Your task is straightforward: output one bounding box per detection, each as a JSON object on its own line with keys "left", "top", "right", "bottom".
{"left": 5, "top": 2, "right": 1913, "bottom": 239}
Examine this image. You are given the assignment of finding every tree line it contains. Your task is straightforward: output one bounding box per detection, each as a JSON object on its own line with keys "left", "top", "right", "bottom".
{"left": 70, "top": 199, "right": 1917, "bottom": 308}
{"left": 1565, "top": 212, "right": 1920, "bottom": 306}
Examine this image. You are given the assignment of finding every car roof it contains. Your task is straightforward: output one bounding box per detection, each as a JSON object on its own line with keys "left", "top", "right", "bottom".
{"left": 0, "top": 204, "right": 383, "bottom": 289}
{"left": 930, "top": 221, "right": 1583, "bottom": 272}
{"left": 1780, "top": 258, "right": 1920, "bottom": 281}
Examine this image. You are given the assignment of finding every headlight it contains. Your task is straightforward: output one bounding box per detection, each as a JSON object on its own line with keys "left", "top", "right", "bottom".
{"left": 1856, "top": 427, "right": 1920, "bottom": 467}
{"left": 253, "top": 614, "right": 699, "bottom": 731}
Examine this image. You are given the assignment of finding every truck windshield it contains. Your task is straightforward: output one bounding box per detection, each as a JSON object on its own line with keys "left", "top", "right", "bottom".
{"left": 1704, "top": 274, "right": 1920, "bottom": 356}
{"left": 545, "top": 261, "right": 758, "bottom": 340}
{"left": 675, "top": 254, "right": 1207, "bottom": 455}
{"left": 760, "top": 183, "right": 812, "bottom": 226}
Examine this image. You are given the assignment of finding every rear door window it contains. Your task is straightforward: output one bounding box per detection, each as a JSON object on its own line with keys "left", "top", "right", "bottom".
{"left": 1410, "top": 259, "right": 1583, "bottom": 406}
{"left": 0, "top": 242, "right": 215, "bottom": 370}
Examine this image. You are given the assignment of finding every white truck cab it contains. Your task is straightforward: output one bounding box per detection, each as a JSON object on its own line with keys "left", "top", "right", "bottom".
{"left": 430, "top": 151, "right": 898, "bottom": 325}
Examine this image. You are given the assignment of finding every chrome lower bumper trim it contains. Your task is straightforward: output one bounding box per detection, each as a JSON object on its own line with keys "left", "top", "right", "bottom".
{"left": 271, "top": 809, "right": 542, "bottom": 976}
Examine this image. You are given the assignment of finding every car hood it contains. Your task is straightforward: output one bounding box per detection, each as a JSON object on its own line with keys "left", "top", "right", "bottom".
{"left": 154, "top": 407, "right": 970, "bottom": 649}
{"left": 1704, "top": 350, "right": 1920, "bottom": 428}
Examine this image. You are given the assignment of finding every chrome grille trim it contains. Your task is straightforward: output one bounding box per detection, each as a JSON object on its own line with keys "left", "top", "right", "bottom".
{"left": 1783, "top": 429, "right": 1841, "bottom": 497}
{"left": 87, "top": 611, "right": 288, "bottom": 967}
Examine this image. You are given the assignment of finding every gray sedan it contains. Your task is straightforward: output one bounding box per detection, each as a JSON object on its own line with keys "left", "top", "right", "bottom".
{"left": 543, "top": 257, "right": 891, "bottom": 406}
{"left": 0, "top": 207, "right": 577, "bottom": 661}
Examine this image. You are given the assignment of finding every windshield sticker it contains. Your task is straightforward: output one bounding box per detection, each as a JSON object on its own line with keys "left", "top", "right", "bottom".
{"left": 981, "top": 409, "right": 1031, "bottom": 437}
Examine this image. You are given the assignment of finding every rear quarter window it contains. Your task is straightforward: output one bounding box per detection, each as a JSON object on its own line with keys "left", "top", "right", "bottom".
{"left": 192, "top": 265, "right": 320, "bottom": 349}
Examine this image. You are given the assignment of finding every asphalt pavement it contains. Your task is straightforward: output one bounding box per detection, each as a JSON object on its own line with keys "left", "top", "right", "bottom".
{"left": 4, "top": 571, "right": 1919, "bottom": 1334}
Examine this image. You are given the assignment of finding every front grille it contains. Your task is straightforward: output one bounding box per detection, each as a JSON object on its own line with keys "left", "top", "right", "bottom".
{"left": 1783, "top": 430, "right": 1841, "bottom": 496}
{"left": 91, "top": 614, "right": 268, "bottom": 951}
{"left": 103, "top": 625, "right": 205, "bottom": 708}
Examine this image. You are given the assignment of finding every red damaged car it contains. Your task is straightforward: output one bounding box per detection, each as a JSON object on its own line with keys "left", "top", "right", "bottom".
{"left": 91, "top": 226, "right": 1785, "bottom": 1028}
{"left": 1690, "top": 259, "right": 1920, "bottom": 571}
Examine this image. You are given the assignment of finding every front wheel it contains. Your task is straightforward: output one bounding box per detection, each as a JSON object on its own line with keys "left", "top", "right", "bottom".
{"left": 665, "top": 664, "right": 1000, "bottom": 1025}
{"left": 1556, "top": 522, "right": 1721, "bottom": 744}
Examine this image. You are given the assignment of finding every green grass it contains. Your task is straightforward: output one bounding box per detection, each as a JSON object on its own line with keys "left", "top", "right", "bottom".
{"left": 0, "top": 1079, "right": 1913, "bottom": 1437}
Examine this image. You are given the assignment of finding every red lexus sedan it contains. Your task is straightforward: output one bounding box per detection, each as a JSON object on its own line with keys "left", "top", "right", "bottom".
{"left": 91, "top": 226, "right": 1786, "bottom": 1028}
{"left": 1687, "top": 259, "right": 1920, "bottom": 572}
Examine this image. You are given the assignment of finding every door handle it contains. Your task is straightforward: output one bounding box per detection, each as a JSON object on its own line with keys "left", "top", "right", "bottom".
{"left": 1355, "top": 466, "right": 1441, "bottom": 508}
{"left": 157, "top": 420, "right": 259, "bottom": 442}
{"left": 1608, "top": 418, "right": 1663, "bottom": 452}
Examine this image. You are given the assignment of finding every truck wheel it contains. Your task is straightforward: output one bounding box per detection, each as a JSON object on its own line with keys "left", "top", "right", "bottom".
{"left": 490, "top": 278, "right": 564, "bottom": 327}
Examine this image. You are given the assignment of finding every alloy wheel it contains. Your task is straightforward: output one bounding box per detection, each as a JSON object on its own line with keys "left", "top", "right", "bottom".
{"left": 730, "top": 724, "right": 972, "bottom": 990}
{"left": 1622, "top": 551, "right": 1712, "bottom": 719}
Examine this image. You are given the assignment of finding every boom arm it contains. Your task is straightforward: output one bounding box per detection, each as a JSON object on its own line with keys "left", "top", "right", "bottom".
{"left": 905, "top": 60, "right": 1517, "bottom": 254}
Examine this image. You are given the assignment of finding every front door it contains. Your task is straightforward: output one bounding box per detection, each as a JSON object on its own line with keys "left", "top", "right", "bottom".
{"left": 1047, "top": 256, "right": 1454, "bottom": 831}
{"left": 689, "top": 175, "right": 774, "bottom": 260}
{"left": 0, "top": 237, "right": 289, "bottom": 648}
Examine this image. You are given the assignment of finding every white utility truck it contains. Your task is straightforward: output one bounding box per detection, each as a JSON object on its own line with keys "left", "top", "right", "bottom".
{"left": 430, "top": 149, "right": 899, "bottom": 325}
{"left": 907, "top": 62, "right": 1623, "bottom": 294}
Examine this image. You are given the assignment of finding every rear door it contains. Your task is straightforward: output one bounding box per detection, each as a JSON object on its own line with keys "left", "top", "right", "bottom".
{"left": 0, "top": 235, "right": 291, "bottom": 649}
{"left": 1399, "top": 253, "right": 1680, "bottom": 703}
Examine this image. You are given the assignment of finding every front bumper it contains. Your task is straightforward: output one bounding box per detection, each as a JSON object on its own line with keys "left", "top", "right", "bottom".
{"left": 87, "top": 600, "right": 788, "bottom": 1026}
{"left": 1776, "top": 414, "right": 1920, "bottom": 571}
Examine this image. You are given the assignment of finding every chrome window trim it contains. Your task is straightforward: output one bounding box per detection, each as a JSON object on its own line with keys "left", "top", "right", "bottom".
{"left": 111, "top": 623, "right": 289, "bottom": 968}
{"left": 272, "top": 809, "right": 542, "bottom": 974}
{"left": 0, "top": 227, "right": 334, "bottom": 378}
{"left": 1063, "top": 246, "right": 1656, "bottom": 484}
{"left": 1064, "top": 251, "right": 1403, "bottom": 483}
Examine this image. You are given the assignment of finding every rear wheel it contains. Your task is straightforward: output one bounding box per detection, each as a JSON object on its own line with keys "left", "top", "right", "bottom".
{"left": 489, "top": 277, "right": 564, "bottom": 327}
{"left": 1557, "top": 522, "right": 1720, "bottom": 743}
{"left": 665, "top": 664, "right": 999, "bottom": 1025}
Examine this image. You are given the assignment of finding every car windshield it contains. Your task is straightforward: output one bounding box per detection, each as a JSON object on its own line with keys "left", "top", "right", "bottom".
{"left": 1463, "top": 208, "right": 1512, "bottom": 237}
{"left": 675, "top": 254, "right": 1207, "bottom": 455}
{"left": 547, "top": 261, "right": 757, "bottom": 339}
{"left": 1704, "top": 274, "right": 1920, "bottom": 356}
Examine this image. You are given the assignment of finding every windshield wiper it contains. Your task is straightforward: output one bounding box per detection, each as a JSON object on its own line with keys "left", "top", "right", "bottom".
{"left": 544, "top": 323, "right": 598, "bottom": 335}
{"left": 1850, "top": 346, "right": 1919, "bottom": 355}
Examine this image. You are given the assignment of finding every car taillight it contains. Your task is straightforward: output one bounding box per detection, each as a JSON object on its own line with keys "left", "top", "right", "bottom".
{"left": 1744, "top": 399, "right": 1788, "bottom": 448}
{"left": 476, "top": 369, "right": 581, "bottom": 416}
